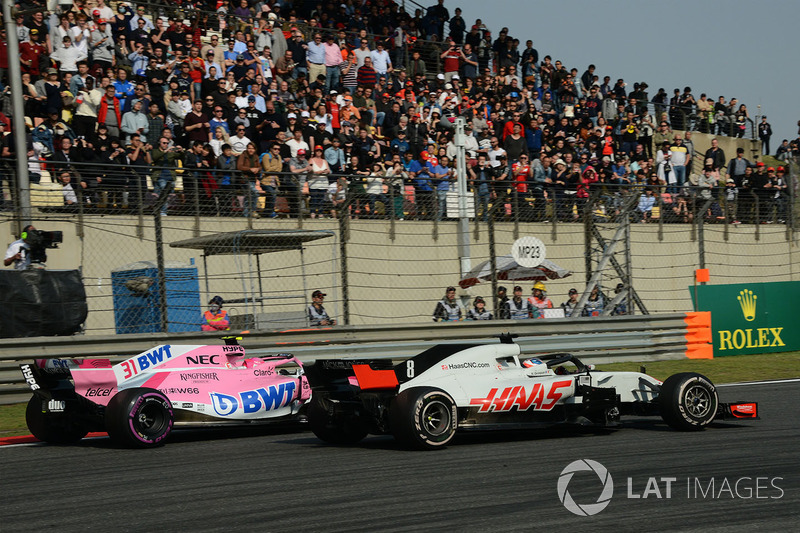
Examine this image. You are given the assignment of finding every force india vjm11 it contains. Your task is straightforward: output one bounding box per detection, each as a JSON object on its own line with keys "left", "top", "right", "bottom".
{"left": 20, "top": 338, "right": 310, "bottom": 447}
{"left": 305, "top": 334, "right": 759, "bottom": 449}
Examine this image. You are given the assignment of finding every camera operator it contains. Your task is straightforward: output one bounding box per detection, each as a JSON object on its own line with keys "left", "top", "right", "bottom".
{"left": 4, "top": 225, "right": 35, "bottom": 270}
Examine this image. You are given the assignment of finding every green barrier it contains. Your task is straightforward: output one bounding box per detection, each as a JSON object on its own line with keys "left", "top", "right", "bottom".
{"left": 691, "top": 282, "right": 796, "bottom": 356}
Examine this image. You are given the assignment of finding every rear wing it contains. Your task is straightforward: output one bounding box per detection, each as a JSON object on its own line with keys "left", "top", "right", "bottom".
{"left": 306, "top": 342, "right": 482, "bottom": 392}
{"left": 304, "top": 359, "right": 395, "bottom": 392}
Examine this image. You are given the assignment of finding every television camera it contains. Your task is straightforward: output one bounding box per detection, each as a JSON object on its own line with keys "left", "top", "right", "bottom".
{"left": 24, "top": 229, "right": 63, "bottom": 265}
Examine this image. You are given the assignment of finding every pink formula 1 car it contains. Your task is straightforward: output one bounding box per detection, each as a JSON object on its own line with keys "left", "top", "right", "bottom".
{"left": 20, "top": 338, "right": 310, "bottom": 447}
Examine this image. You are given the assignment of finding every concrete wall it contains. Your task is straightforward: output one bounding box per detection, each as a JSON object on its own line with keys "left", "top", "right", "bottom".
{"left": 3, "top": 214, "right": 796, "bottom": 334}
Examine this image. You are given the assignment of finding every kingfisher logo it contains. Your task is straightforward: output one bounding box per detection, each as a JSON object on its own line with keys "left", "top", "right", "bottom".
{"left": 737, "top": 289, "right": 757, "bottom": 321}
{"left": 557, "top": 459, "right": 614, "bottom": 516}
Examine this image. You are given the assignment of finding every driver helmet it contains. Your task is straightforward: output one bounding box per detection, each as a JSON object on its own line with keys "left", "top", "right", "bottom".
{"left": 521, "top": 357, "right": 544, "bottom": 368}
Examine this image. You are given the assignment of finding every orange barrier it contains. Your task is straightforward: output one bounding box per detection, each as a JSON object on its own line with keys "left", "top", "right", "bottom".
{"left": 684, "top": 311, "right": 713, "bottom": 359}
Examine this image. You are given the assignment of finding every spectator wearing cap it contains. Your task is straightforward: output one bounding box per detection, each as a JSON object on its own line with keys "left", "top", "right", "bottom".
{"left": 89, "top": 19, "right": 114, "bottom": 73}
{"left": 433, "top": 286, "right": 464, "bottom": 322}
{"left": 308, "top": 290, "right": 336, "bottom": 326}
{"left": 506, "top": 285, "right": 533, "bottom": 319}
{"left": 20, "top": 28, "right": 46, "bottom": 79}
{"left": 467, "top": 296, "right": 493, "bottom": 320}
{"left": 561, "top": 288, "right": 580, "bottom": 317}
{"left": 495, "top": 286, "right": 510, "bottom": 319}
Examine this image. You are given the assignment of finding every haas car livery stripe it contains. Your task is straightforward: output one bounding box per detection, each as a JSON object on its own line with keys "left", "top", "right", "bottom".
{"left": 469, "top": 380, "right": 573, "bottom": 412}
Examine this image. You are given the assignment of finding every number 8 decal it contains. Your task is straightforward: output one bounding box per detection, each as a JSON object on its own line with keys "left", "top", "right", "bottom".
{"left": 406, "top": 360, "right": 415, "bottom": 378}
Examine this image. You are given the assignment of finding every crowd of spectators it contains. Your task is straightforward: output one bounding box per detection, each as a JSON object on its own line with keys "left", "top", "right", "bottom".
{"left": 0, "top": 0, "right": 794, "bottom": 222}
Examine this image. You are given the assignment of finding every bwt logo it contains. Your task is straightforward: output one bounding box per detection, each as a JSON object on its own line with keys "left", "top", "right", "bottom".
{"left": 210, "top": 382, "right": 296, "bottom": 416}
{"left": 557, "top": 459, "right": 614, "bottom": 516}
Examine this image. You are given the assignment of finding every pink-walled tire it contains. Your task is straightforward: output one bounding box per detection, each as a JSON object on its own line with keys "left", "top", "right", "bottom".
{"left": 105, "top": 388, "right": 173, "bottom": 448}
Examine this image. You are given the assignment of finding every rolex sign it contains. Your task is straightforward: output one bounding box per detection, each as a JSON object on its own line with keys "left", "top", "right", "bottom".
{"left": 691, "top": 282, "right": 796, "bottom": 356}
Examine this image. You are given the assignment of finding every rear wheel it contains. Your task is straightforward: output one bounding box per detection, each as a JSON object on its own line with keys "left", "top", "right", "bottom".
{"left": 25, "top": 396, "right": 89, "bottom": 444}
{"left": 105, "top": 388, "right": 173, "bottom": 448}
{"left": 389, "top": 387, "right": 457, "bottom": 450}
{"left": 307, "top": 397, "right": 368, "bottom": 445}
{"left": 659, "top": 373, "right": 718, "bottom": 431}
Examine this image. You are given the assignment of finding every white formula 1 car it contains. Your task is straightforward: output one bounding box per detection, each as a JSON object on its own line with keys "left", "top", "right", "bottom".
{"left": 305, "top": 334, "right": 758, "bottom": 449}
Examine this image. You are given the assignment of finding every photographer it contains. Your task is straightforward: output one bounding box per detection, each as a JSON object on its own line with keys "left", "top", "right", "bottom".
{"left": 4, "top": 225, "right": 35, "bottom": 270}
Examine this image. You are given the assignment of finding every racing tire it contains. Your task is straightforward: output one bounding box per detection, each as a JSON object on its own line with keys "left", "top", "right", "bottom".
{"left": 659, "top": 372, "right": 718, "bottom": 431}
{"left": 105, "top": 388, "right": 174, "bottom": 448}
{"left": 25, "top": 396, "right": 89, "bottom": 444}
{"left": 307, "top": 397, "right": 368, "bottom": 445}
{"left": 389, "top": 387, "right": 457, "bottom": 450}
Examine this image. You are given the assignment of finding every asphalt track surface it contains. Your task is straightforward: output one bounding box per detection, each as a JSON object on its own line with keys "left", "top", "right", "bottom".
{"left": 2, "top": 381, "right": 797, "bottom": 532}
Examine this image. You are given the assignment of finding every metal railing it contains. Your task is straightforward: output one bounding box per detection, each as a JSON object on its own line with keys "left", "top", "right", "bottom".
{"left": 0, "top": 312, "right": 701, "bottom": 404}
{"left": 3, "top": 157, "right": 794, "bottom": 233}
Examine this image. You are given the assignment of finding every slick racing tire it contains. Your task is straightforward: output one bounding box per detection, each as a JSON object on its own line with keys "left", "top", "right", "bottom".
{"left": 307, "top": 397, "right": 368, "bottom": 445}
{"left": 659, "top": 373, "right": 718, "bottom": 431}
{"left": 105, "top": 388, "right": 174, "bottom": 448}
{"left": 389, "top": 387, "right": 457, "bottom": 450}
{"left": 26, "top": 396, "right": 89, "bottom": 444}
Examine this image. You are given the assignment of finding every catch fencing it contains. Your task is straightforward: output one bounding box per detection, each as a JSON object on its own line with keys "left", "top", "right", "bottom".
{"left": 0, "top": 157, "right": 797, "bottom": 336}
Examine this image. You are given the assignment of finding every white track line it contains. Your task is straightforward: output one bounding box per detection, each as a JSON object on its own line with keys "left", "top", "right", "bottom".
{"left": 718, "top": 378, "right": 800, "bottom": 387}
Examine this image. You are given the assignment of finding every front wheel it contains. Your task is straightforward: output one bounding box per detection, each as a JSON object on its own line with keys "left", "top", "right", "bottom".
{"left": 105, "top": 388, "right": 174, "bottom": 448}
{"left": 659, "top": 372, "right": 718, "bottom": 431}
{"left": 307, "top": 397, "right": 368, "bottom": 445}
{"left": 389, "top": 387, "right": 457, "bottom": 450}
{"left": 26, "top": 396, "right": 89, "bottom": 444}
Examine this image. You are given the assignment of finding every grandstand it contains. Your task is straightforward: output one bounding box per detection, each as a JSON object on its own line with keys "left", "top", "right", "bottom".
{"left": 0, "top": 1, "right": 796, "bottom": 333}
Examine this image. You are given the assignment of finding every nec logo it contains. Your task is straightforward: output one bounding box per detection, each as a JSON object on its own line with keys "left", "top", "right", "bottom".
{"left": 186, "top": 355, "right": 220, "bottom": 365}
